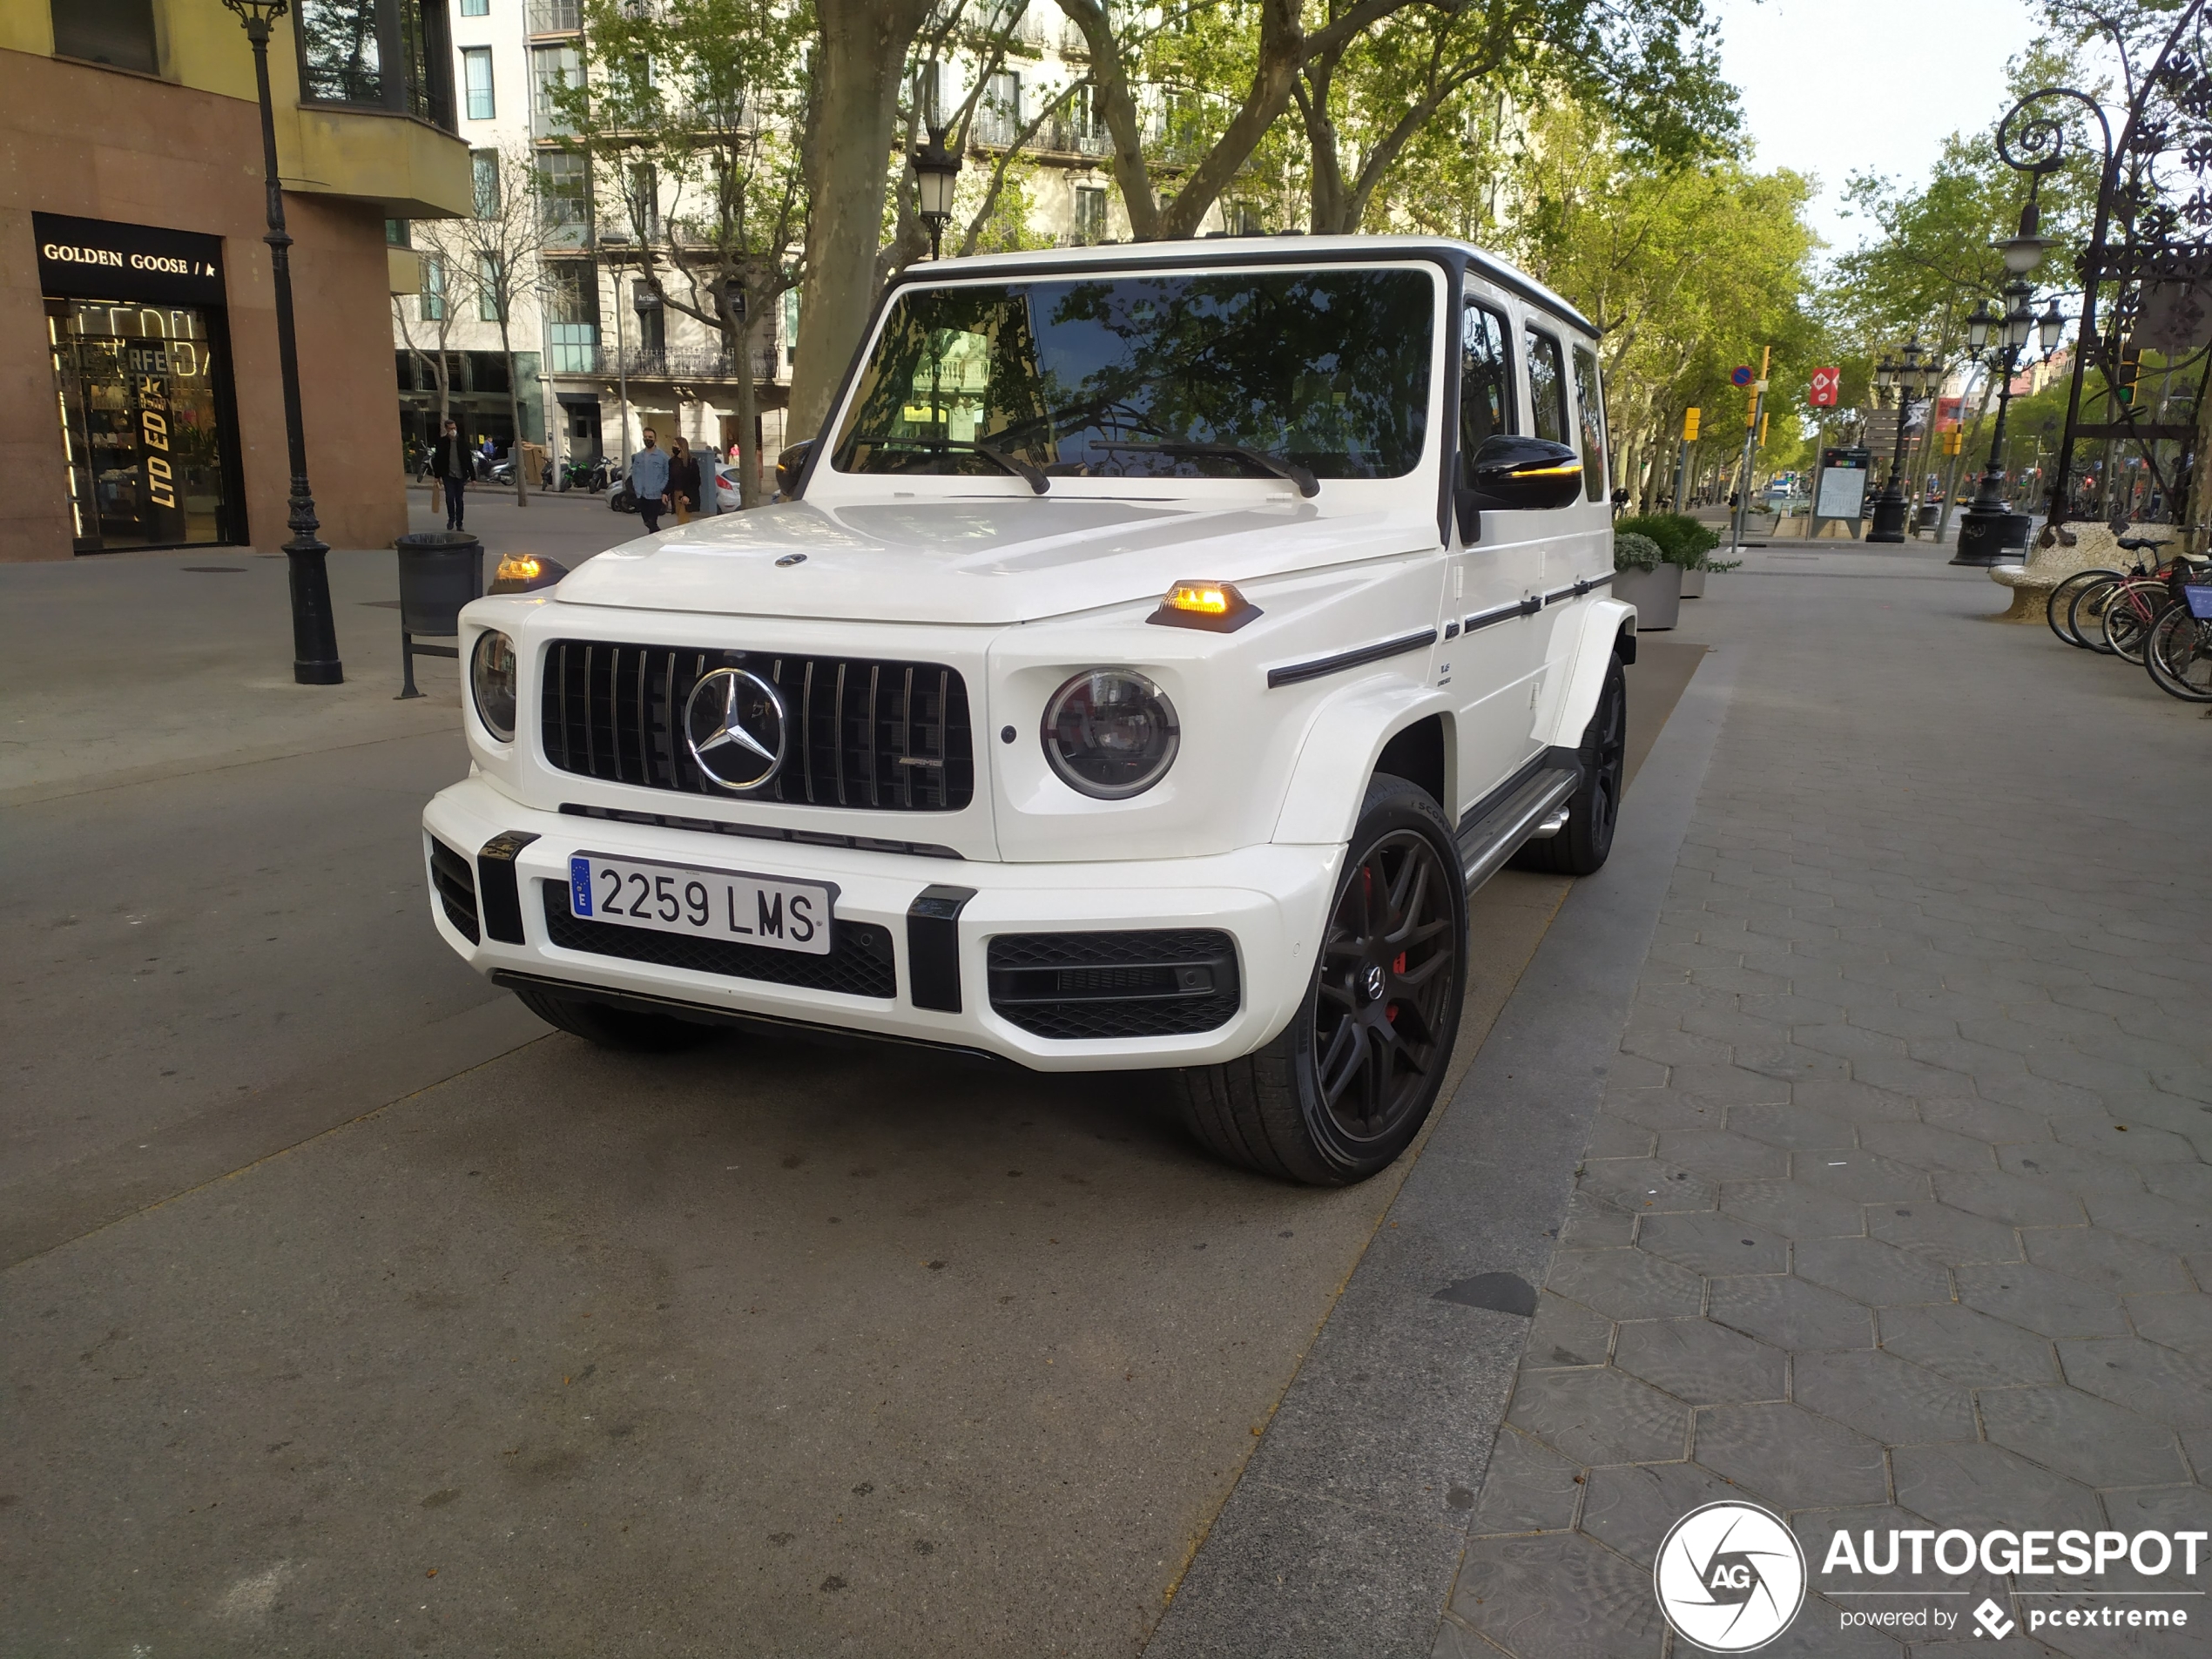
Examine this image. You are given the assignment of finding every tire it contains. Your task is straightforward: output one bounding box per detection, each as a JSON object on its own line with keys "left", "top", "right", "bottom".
{"left": 2145, "top": 604, "right": 2212, "bottom": 702}
{"left": 2069, "top": 575, "right": 2124, "bottom": 655}
{"left": 2047, "top": 568, "right": 2121, "bottom": 647}
{"left": 610, "top": 485, "right": 637, "bottom": 514}
{"left": 1175, "top": 773, "right": 1467, "bottom": 1186}
{"left": 2101, "top": 579, "right": 2166, "bottom": 664}
{"left": 511, "top": 984, "right": 716, "bottom": 1052}
{"left": 1514, "top": 650, "right": 1628, "bottom": 876}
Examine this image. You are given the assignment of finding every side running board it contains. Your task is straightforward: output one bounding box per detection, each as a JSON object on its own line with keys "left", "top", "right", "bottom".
{"left": 1454, "top": 765, "right": 1580, "bottom": 893}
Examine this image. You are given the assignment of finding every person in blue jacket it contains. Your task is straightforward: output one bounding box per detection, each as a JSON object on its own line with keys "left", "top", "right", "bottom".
{"left": 629, "top": 428, "right": 671, "bottom": 532}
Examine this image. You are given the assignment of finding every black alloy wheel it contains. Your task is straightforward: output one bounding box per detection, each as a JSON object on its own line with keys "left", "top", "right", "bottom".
{"left": 1312, "top": 823, "right": 1460, "bottom": 1143}
{"left": 1176, "top": 773, "right": 1467, "bottom": 1185}
{"left": 1514, "top": 651, "right": 1627, "bottom": 876}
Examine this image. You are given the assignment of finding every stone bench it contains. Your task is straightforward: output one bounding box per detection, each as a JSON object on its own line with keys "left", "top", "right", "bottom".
{"left": 1987, "top": 522, "right": 2180, "bottom": 622}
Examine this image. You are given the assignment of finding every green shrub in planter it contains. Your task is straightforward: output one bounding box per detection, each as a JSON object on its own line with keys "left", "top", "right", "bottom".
{"left": 1614, "top": 530, "right": 1664, "bottom": 571}
{"left": 1615, "top": 512, "right": 1720, "bottom": 568}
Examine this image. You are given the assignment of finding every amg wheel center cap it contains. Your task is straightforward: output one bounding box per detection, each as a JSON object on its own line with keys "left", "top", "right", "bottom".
{"left": 1365, "top": 963, "right": 1387, "bottom": 1002}
{"left": 684, "top": 667, "right": 787, "bottom": 791}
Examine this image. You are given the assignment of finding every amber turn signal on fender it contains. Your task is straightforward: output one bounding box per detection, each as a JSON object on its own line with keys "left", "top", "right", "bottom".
{"left": 489, "top": 554, "right": 570, "bottom": 594}
{"left": 1148, "top": 579, "right": 1262, "bottom": 632}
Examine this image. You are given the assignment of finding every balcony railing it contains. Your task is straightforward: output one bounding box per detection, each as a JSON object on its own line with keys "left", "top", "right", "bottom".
{"left": 527, "top": 0, "right": 582, "bottom": 33}
{"left": 549, "top": 345, "right": 782, "bottom": 383}
{"left": 972, "top": 110, "right": 1110, "bottom": 158}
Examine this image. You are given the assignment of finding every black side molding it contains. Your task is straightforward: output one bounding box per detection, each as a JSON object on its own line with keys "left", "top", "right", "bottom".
{"left": 907, "top": 885, "right": 976, "bottom": 1012}
{"left": 1267, "top": 629, "right": 1437, "bottom": 690}
{"left": 1543, "top": 570, "right": 1617, "bottom": 604}
{"left": 477, "top": 831, "right": 540, "bottom": 945}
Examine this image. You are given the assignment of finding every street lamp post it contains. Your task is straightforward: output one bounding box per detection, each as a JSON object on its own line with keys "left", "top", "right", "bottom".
{"left": 222, "top": 0, "right": 341, "bottom": 685}
{"left": 1867, "top": 340, "right": 1935, "bottom": 543}
{"left": 911, "top": 125, "right": 961, "bottom": 260}
{"left": 1952, "top": 192, "right": 2062, "bottom": 567}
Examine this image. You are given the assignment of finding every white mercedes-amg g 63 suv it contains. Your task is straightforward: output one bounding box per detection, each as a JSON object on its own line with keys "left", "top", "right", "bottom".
{"left": 422, "top": 236, "right": 1634, "bottom": 1185}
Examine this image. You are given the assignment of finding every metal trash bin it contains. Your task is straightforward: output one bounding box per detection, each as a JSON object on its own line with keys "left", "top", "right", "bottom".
{"left": 393, "top": 530, "right": 482, "bottom": 698}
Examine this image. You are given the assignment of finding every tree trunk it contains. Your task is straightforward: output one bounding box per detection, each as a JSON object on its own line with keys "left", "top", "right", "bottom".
{"left": 786, "top": 0, "right": 932, "bottom": 443}
{"left": 497, "top": 314, "right": 529, "bottom": 506}
{"left": 733, "top": 311, "right": 764, "bottom": 509}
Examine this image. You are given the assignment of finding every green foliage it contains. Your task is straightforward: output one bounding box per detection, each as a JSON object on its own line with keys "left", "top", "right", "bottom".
{"left": 1613, "top": 530, "right": 1664, "bottom": 571}
{"left": 1615, "top": 512, "right": 1719, "bottom": 568}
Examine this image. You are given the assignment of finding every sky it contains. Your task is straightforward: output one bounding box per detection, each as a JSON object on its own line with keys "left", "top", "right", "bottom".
{"left": 1706, "top": 0, "right": 2051, "bottom": 258}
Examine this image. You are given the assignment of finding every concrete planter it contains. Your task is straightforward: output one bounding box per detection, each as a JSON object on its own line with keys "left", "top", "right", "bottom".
{"left": 1613, "top": 562, "right": 1682, "bottom": 630}
{"left": 1679, "top": 565, "right": 1707, "bottom": 598}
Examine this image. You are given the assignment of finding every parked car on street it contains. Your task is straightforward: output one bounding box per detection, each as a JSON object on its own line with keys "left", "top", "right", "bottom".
{"left": 421, "top": 237, "right": 1637, "bottom": 1184}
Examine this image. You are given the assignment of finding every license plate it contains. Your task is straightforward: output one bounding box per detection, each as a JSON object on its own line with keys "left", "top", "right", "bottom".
{"left": 568, "top": 853, "right": 835, "bottom": 955}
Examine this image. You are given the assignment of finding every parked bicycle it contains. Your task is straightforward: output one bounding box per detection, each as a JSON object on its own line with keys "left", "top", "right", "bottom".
{"left": 2047, "top": 526, "right": 2212, "bottom": 701}
{"left": 2146, "top": 577, "right": 2212, "bottom": 702}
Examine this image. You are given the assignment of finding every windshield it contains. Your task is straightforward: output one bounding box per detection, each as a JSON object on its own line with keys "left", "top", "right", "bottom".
{"left": 829, "top": 266, "right": 1436, "bottom": 485}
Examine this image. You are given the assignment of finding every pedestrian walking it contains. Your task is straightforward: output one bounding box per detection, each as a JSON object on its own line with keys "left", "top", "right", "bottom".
{"left": 430, "top": 417, "right": 470, "bottom": 530}
{"left": 669, "top": 436, "right": 699, "bottom": 527}
{"left": 630, "top": 428, "right": 672, "bottom": 534}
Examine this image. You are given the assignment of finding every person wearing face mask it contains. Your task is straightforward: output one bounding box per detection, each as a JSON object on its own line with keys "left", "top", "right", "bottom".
{"left": 630, "top": 428, "right": 671, "bottom": 533}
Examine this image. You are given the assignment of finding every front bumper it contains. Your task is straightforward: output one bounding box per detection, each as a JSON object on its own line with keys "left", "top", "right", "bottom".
{"left": 422, "top": 774, "right": 1340, "bottom": 1069}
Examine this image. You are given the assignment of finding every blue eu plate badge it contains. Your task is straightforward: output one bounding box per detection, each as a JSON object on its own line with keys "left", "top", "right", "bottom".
{"left": 570, "top": 856, "right": 595, "bottom": 916}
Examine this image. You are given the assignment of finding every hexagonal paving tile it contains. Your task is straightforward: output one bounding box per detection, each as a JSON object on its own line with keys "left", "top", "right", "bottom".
{"left": 1544, "top": 1249, "right": 1704, "bottom": 1323}
{"left": 2055, "top": 1338, "right": 2212, "bottom": 1428}
{"left": 1720, "top": 1180, "right": 1871, "bottom": 1240}
{"left": 1724, "top": 1103, "right": 1862, "bottom": 1152}
{"left": 1792, "top": 1348, "right": 1975, "bottom": 1447}
{"left": 1694, "top": 1399, "right": 1888, "bottom": 1510}
{"left": 1793, "top": 1236, "right": 1952, "bottom": 1307}
{"left": 1998, "top": 1143, "right": 2148, "bottom": 1201}
{"left": 2121, "top": 1293, "right": 2212, "bottom": 1363}
{"left": 2020, "top": 1227, "right": 2188, "bottom": 1295}
{"left": 1878, "top": 1305, "right": 2058, "bottom": 1386}
{"left": 1796, "top": 1151, "right": 1932, "bottom": 1204}
{"left": 1933, "top": 1171, "right": 2089, "bottom": 1229}
{"left": 1709, "top": 1276, "right": 1874, "bottom": 1351}
{"left": 1977, "top": 1386, "right": 2187, "bottom": 1489}
{"left": 1954, "top": 1262, "right": 2128, "bottom": 1339}
{"left": 1612, "top": 1318, "right": 1786, "bottom": 1406}
{"left": 1868, "top": 1202, "right": 2021, "bottom": 1267}
{"left": 1577, "top": 1158, "right": 1720, "bottom": 1216}
{"left": 1893, "top": 1445, "right": 2106, "bottom": 1554}
{"left": 1467, "top": 1427, "right": 1586, "bottom": 1537}
{"left": 1442, "top": 1529, "right": 1663, "bottom": 1659}
{"left": 1578, "top": 1460, "right": 1740, "bottom": 1567}
{"left": 1504, "top": 1365, "right": 1691, "bottom": 1467}
{"left": 1635, "top": 1211, "right": 1789, "bottom": 1277}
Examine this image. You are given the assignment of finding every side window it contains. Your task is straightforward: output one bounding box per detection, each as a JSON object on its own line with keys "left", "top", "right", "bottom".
{"left": 1459, "top": 301, "right": 1514, "bottom": 475}
{"left": 1571, "top": 342, "right": 1607, "bottom": 502}
{"left": 1525, "top": 327, "right": 1568, "bottom": 446}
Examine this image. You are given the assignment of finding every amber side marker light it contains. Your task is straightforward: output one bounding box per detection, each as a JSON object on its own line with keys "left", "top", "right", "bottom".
{"left": 489, "top": 554, "right": 570, "bottom": 594}
{"left": 1149, "top": 579, "right": 1262, "bottom": 632}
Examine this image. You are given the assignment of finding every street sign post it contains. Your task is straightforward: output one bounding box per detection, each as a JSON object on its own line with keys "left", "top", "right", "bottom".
{"left": 1730, "top": 364, "right": 1755, "bottom": 388}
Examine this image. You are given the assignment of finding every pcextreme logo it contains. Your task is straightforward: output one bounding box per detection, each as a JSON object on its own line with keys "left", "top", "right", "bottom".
{"left": 1654, "top": 1501, "right": 1808, "bottom": 1652}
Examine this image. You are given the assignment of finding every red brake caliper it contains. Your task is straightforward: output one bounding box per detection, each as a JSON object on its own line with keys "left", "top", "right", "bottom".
{"left": 1387, "top": 951, "right": 1406, "bottom": 1022}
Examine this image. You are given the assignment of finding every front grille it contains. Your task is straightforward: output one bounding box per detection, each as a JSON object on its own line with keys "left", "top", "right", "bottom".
{"left": 541, "top": 881, "right": 896, "bottom": 1000}
{"left": 428, "top": 838, "right": 479, "bottom": 942}
{"left": 540, "top": 639, "right": 973, "bottom": 812}
{"left": 988, "top": 930, "right": 1240, "bottom": 1040}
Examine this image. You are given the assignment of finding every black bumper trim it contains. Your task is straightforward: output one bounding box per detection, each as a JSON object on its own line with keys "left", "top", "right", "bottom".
{"left": 1266, "top": 629, "right": 1437, "bottom": 690}
{"left": 476, "top": 832, "right": 539, "bottom": 945}
{"left": 906, "top": 885, "right": 976, "bottom": 1013}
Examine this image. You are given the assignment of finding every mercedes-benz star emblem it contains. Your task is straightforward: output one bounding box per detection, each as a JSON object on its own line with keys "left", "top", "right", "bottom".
{"left": 684, "top": 667, "right": 787, "bottom": 792}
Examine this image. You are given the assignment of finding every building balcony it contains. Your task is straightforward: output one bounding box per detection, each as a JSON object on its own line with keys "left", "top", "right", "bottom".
{"left": 545, "top": 345, "right": 782, "bottom": 384}
{"left": 527, "top": 0, "right": 583, "bottom": 34}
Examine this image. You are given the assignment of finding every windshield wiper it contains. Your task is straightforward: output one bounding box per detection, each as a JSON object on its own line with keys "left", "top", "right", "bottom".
{"left": 1094, "top": 440, "right": 1319, "bottom": 498}
{"left": 848, "top": 434, "right": 1049, "bottom": 495}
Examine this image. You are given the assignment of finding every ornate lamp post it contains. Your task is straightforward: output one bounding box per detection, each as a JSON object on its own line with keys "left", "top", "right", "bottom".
{"left": 1952, "top": 190, "right": 2064, "bottom": 567}
{"left": 222, "top": 0, "right": 341, "bottom": 685}
{"left": 911, "top": 125, "right": 962, "bottom": 260}
{"left": 1867, "top": 340, "right": 1936, "bottom": 543}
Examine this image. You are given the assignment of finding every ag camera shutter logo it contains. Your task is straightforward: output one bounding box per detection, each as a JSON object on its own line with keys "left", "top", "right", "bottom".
{"left": 1655, "top": 1501, "right": 1808, "bottom": 1652}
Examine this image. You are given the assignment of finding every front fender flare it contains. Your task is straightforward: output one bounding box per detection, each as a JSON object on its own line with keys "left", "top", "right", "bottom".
{"left": 1544, "top": 597, "right": 1635, "bottom": 750}
{"left": 1271, "top": 678, "right": 1457, "bottom": 846}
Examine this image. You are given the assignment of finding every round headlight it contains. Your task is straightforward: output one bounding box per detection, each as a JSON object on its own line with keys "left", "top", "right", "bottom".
{"left": 471, "top": 630, "right": 518, "bottom": 742}
{"left": 1041, "top": 670, "right": 1180, "bottom": 799}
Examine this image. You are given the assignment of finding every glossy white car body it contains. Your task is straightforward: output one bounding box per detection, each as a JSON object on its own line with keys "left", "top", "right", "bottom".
{"left": 421, "top": 236, "right": 1634, "bottom": 1068}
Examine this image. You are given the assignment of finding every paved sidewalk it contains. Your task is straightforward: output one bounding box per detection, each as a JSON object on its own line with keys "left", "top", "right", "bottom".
{"left": 1441, "top": 556, "right": 2212, "bottom": 1656}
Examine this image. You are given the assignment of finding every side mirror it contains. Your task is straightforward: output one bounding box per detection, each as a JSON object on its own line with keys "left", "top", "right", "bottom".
{"left": 775, "top": 439, "right": 815, "bottom": 501}
{"left": 1464, "top": 435, "right": 1584, "bottom": 514}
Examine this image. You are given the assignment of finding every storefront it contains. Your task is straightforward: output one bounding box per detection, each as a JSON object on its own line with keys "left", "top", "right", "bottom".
{"left": 36, "top": 212, "right": 246, "bottom": 555}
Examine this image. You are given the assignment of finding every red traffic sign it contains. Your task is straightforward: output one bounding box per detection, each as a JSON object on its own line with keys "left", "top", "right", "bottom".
{"left": 1730, "top": 364, "right": 1755, "bottom": 387}
{"left": 1808, "top": 366, "right": 1840, "bottom": 408}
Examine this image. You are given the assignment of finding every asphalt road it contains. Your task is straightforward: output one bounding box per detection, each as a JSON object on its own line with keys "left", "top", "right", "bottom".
{"left": 1, "top": 544, "right": 1703, "bottom": 1656}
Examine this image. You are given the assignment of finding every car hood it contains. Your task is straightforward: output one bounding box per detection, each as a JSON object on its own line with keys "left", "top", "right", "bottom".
{"left": 551, "top": 497, "right": 1433, "bottom": 625}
